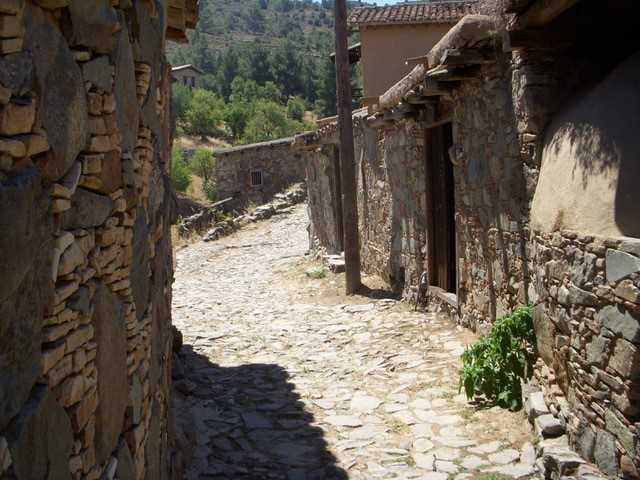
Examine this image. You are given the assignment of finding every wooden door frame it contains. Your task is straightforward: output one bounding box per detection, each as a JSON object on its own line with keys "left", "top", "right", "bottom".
{"left": 425, "top": 122, "right": 457, "bottom": 294}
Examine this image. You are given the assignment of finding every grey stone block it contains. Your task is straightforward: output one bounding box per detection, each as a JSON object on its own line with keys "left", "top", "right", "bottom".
{"left": 597, "top": 304, "right": 640, "bottom": 344}
{"left": 94, "top": 283, "right": 128, "bottom": 464}
{"left": 605, "top": 409, "right": 637, "bottom": 457}
{"left": 619, "top": 239, "right": 640, "bottom": 258}
{"left": 606, "top": 249, "right": 640, "bottom": 283}
{"left": 525, "top": 391, "right": 550, "bottom": 423}
{"left": 5, "top": 385, "right": 73, "bottom": 480}
{"left": 23, "top": 3, "right": 89, "bottom": 182}
{"left": 81, "top": 55, "right": 113, "bottom": 92}
{"left": 594, "top": 430, "right": 618, "bottom": 476}
{"left": 535, "top": 414, "right": 565, "bottom": 438}
{"left": 113, "top": 15, "right": 139, "bottom": 155}
{"left": 68, "top": 0, "right": 118, "bottom": 54}
{"left": 63, "top": 188, "right": 113, "bottom": 230}
{"left": 575, "top": 424, "right": 596, "bottom": 461}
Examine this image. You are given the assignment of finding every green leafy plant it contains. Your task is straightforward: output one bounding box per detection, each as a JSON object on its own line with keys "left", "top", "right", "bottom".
{"left": 170, "top": 146, "right": 191, "bottom": 193}
{"left": 459, "top": 305, "right": 536, "bottom": 410}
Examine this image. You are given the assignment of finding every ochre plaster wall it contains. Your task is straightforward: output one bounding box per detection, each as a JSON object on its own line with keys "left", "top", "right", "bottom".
{"left": 360, "top": 23, "right": 454, "bottom": 98}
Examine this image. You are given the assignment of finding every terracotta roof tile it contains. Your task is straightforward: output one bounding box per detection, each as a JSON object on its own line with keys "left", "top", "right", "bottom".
{"left": 348, "top": 1, "right": 479, "bottom": 27}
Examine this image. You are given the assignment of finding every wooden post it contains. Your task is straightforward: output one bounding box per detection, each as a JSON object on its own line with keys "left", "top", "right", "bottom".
{"left": 334, "top": 0, "right": 361, "bottom": 294}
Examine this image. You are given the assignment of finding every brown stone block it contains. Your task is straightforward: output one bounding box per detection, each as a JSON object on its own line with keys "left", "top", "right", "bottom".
{"left": 88, "top": 116, "right": 107, "bottom": 135}
{"left": 0, "top": 0, "right": 23, "bottom": 14}
{"left": 47, "top": 353, "right": 72, "bottom": 387}
{"left": 65, "top": 325, "right": 94, "bottom": 352}
{"left": 0, "top": 100, "right": 34, "bottom": 136}
{"left": 0, "top": 14, "right": 22, "bottom": 39}
{"left": 41, "top": 340, "right": 66, "bottom": 374}
{"left": 70, "top": 388, "right": 97, "bottom": 431}
{"left": 0, "top": 136, "right": 26, "bottom": 157}
{"left": 87, "top": 93, "right": 103, "bottom": 116}
{"left": 59, "top": 374, "right": 85, "bottom": 407}
{"left": 0, "top": 85, "right": 10, "bottom": 104}
{"left": 98, "top": 150, "right": 122, "bottom": 194}
{"left": 78, "top": 174, "right": 102, "bottom": 191}
{"left": 0, "top": 37, "right": 22, "bottom": 54}
{"left": 86, "top": 135, "right": 112, "bottom": 153}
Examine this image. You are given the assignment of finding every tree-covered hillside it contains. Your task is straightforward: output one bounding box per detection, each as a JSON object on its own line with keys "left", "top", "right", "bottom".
{"left": 167, "top": 0, "right": 366, "bottom": 116}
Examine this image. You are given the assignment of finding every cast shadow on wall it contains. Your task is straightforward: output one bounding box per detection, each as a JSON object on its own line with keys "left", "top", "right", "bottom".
{"left": 173, "top": 344, "right": 348, "bottom": 480}
{"left": 540, "top": 51, "right": 640, "bottom": 238}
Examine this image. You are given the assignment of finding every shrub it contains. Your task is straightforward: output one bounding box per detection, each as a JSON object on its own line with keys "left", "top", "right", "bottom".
{"left": 189, "top": 149, "right": 217, "bottom": 202}
{"left": 459, "top": 305, "right": 536, "bottom": 410}
{"left": 185, "top": 89, "right": 225, "bottom": 139}
{"left": 170, "top": 146, "right": 191, "bottom": 192}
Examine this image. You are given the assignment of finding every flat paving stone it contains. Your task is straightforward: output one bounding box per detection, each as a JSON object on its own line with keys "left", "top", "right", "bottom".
{"left": 171, "top": 204, "right": 540, "bottom": 480}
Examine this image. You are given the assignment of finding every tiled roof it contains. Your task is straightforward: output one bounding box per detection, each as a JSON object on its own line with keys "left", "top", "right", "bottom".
{"left": 348, "top": 1, "right": 479, "bottom": 27}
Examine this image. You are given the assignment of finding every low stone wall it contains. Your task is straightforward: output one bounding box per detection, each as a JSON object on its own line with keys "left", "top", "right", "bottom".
{"left": 530, "top": 230, "right": 640, "bottom": 477}
{"left": 0, "top": 2, "right": 183, "bottom": 479}
{"left": 215, "top": 138, "right": 307, "bottom": 210}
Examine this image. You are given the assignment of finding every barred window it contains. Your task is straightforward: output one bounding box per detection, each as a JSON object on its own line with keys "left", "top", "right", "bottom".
{"left": 250, "top": 170, "right": 263, "bottom": 187}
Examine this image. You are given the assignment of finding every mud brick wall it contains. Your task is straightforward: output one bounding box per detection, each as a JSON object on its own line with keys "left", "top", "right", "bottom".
{"left": 530, "top": 232, "right": 640, "bottom": 477}
{"left": 0, "top": 1, "right": 180, "bottom": 479}
{"left": 354, "top": 119, "right": 428, "bottom": 296}
{"left": 215, "top": 140, "right": 307, "bottom": 211}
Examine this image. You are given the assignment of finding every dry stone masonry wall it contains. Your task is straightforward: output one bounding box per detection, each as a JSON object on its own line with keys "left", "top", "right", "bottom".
{"left": 355, "top": 118, "right": 427, "bottom": 297}
{"left": 0, "top": 1, "right": 194, "bottom": 479}
{"left": 530, "top": 231, "right": 640, "bottom": 477}
{"left": 214, "top": 139, "right": 307, "bottom": 211}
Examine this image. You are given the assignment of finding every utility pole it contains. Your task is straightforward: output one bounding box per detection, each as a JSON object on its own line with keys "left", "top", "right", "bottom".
{"left": 334, "top": 0, "right": 361, "bottom": 295}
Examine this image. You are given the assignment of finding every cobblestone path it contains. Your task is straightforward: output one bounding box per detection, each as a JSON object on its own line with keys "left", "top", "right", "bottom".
{"left": 172, "top": 204, "right": 538, "bottom": 480}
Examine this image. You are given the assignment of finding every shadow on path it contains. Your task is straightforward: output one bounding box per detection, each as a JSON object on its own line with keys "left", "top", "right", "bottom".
{"left": 174, "top": 344, "right": 348, "bottom": 480}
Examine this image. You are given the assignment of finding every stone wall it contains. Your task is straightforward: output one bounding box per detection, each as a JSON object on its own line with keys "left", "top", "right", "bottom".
{"left": 305, "top": 145, "right": 342, "bottom": 255}
{"left": 0, "top": 1, "right": 184, "bottom": 479}
{"left": 445, "top": 59, "right": 532, "bottom": 330}
{"left": 355, "top": 119, "right": 427, "bottom": 296}
{"left": 530, "top": 231, "right": 640, "bottom": 477}
{"left": 304, "top": 118, "right": 428, "bottom": 296}
{"left": 215, "top": 138, "right": 307, "bottom": 210}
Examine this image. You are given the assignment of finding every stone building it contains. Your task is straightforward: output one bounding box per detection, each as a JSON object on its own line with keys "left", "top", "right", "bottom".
{"left": 214, "top": 137, "right": 307, "bottom": 210}
{"left": 170, "top": 64, "right": 202, "bottom": 89}
{"left": 350, "top": 1, "right": 478, "bottom": 98}
{"left": 300, "top": 0, "right": 640, "bottom": 476}
{"left": 0, "top": 1, "right": 197, "bottom": 479}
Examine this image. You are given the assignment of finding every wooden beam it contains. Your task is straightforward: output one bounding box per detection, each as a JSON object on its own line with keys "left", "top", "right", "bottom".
{"left": 427, "top": 15, "right": 495, "bottom": 68}
{"left": 335, "top": 0, "right": 361, "bottom": 295}
{"left": 406, "top": 55, "right": 428, "bottom": 67}
{"left": 440, "top": 48, "right": 492, "bottom": 67}
{"left": 427, "top": 65, "right": 479, "bottom": 82}
{"left": 517, "top": 0, "right": 580, "bottom": 28}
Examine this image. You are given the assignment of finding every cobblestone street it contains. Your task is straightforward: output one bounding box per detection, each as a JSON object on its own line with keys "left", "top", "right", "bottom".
{"left": 172, "top": 204, "right": 538, "bottom": 480}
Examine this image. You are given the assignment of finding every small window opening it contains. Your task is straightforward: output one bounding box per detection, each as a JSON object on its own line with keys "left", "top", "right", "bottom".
{"left": 250, "top": 170, "right": 263, "bottom": 187}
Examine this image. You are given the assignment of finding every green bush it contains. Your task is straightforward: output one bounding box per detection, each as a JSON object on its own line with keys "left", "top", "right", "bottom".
{"left": 459, "top": 305, "right": 536, "bottom": 410}
{"left": 170, "top": 147, "right": 191, "bottom": 192}
{"left": 189, "top": 149, "right": 217, "bottom": 202}
{"left": 185, "top": 89, "right": 225, "bottom": 139}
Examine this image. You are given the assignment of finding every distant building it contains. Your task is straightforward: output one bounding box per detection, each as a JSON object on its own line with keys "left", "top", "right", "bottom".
{"left": 171, "top": 64, "right": 203, "bottom": 88}
{"left": 348, "top": 1, "right": 477, "bottom": 98}
{"left": 214, "top": 138, "right": 307, "bottom": 210}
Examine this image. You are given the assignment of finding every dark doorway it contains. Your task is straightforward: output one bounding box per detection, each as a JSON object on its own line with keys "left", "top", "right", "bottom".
{"left": 426, "top": 122, "right": 456, "bottom": 293}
